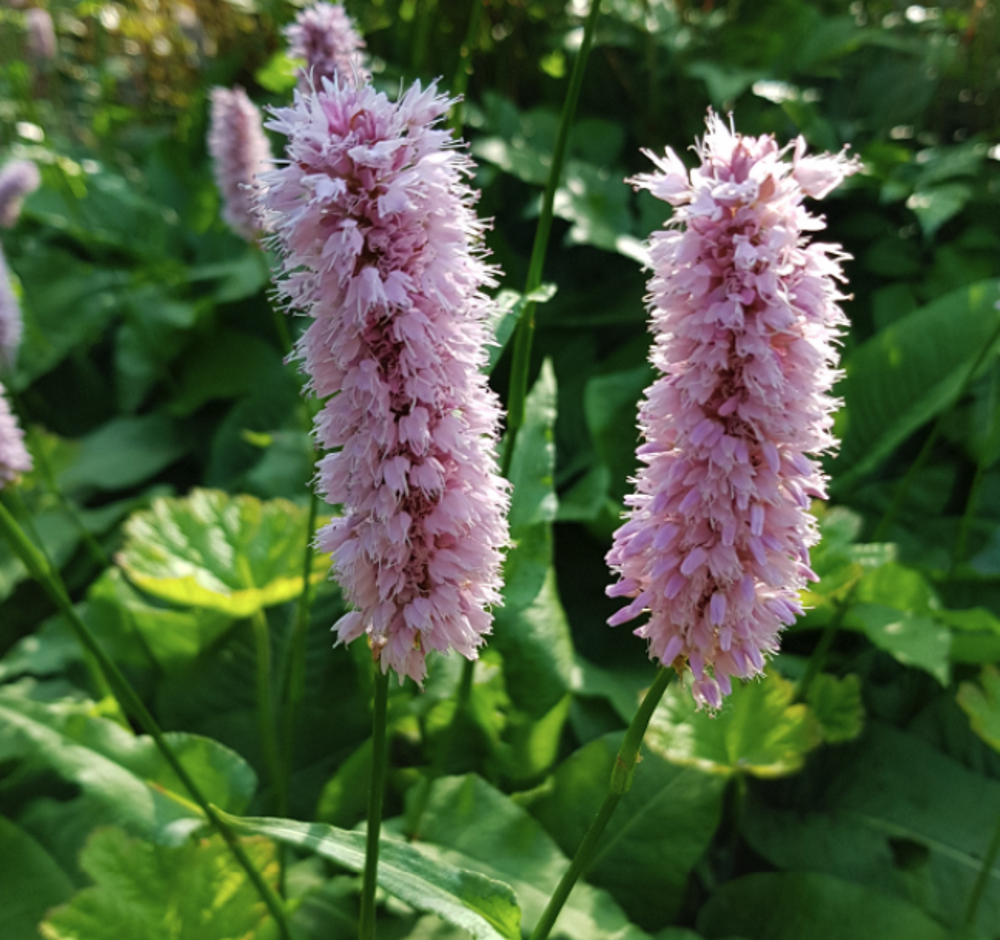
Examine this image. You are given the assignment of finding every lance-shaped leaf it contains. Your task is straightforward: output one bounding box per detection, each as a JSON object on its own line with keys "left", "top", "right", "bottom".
{"left": 40, "top": 827, "right": 279, "bottom": 940}
{"left": 117, "top": 489, "right": 328, "bottom": 617}
{"left": 216, "top": 810, "right": 521, "bottom": 940}
{"left": 486, "top": 284, "right": 556, "bottom": 375}
{"left": 957, "top": 664, "right": 1000, "bottom": 752}
{"left": 646, "top": 672, "right": 821, "bottom": 778}
{"left": 0, "top": 686, "right": 256, "bottom": 842}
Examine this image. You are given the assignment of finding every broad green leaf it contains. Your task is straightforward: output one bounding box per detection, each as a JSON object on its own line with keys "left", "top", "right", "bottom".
{"left": 255, "top": 50, "right": 302, "bottom": 93}
{"left": 217, "top": 810, "right": 521, "bottom": 940}
{"left": 832, "top": 278, "right": 1000, "bottom": 489}
{"left": 494, "top": 363, "right": 574, "bottom": 718}
{"left": 486, "top": 285, "right": 556, "bottom": 375}
{"left": 39, "top": 827, "right": 278, "bottom": 940}
{"left": 845, "top": 604, "right": 951, "bottom": 685}
{"left": 0, "top": 816, "right": 75, "bottom": 939}
{"left": 0, "top": 507, "right": 82, "bottom": 602}
{"left": 399, "top": 774, "right": 653, "bottom": 940}
{"left": 117, "top": 489, "right": 328, "bottom": 617}
{"left": 315, "top": 740, "right": 372, "bottom": 828}
{"left": 855, "top": 562, "right": 938, "bottom": 613}
{"left": 957, "top": 665, "right": 1000, "bottom": 752}
{"left": 526, "top": 732, "right": 726, "bottom": 927}
{"left": 742, "top": 723, "right": 1000, "bottom": 935}
{"left": 805, "top": 673, "right": 864, "bottom": 744}
{"left": 171, "top": 330, "right": 287, "bottom": 416}
{"left": 500, "top": 692, "right": 571, "bottom": 784}
{"left": 907, "top": 182, "right": 972, "bottom": 238}
{"left": 87, "top": 568, "right": 234, "bottom": 673}
{"left": 59, "top": 415, "right": 188, "bottom": 494}
{"left": 697, "top": 872, "right": 950, "bottom": 940}
{"left": 0, "top": 686, "right": 256, "bottom": 842}
{"left": 646, "top": 672, "right": 821, "bottom": 778}
{"left": 943, "top": 608, "right": 1000, "bottom": 664}
{"left": 571, "top": 656, "right": 650, "bottom": 724}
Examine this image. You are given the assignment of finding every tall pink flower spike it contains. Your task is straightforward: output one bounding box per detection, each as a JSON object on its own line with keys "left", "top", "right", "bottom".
{"left": 284, "top": 2, "right": 369, "bottom": 89}
{"left": 207, "top": 86, "right": 273, "bottom": 242}
{"left": 0, "top": 382, "right": 31, "bottom": 489}
{"left": 606, "top": 112, "right": 860, "bottom": 710}
{"left": 260, "top": 76, "right": 510, "bottom": 684}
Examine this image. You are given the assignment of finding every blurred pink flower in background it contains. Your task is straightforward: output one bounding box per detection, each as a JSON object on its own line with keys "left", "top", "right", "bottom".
{"left": 207, "top": 86, "right": 272, "bottom": 241}
{"left": 261, "top": 77, "right": 509, "bottom": 684}
{"left": 0, "top": 249, "right": 23, "bottom": 368}
{"left": 25, "top": 7, "right": 56, "bottom": 61}
{"left": 0, "top": 383, "right": 30, "bottom": 488}
{"left": 0, "top": 159, "right": 40, "bottom": 229}
{"left": 284, "top": 2, "right": 368, "bottom": 90}
{"left": 606, "top": 112, "right": 860, "bottom": 709}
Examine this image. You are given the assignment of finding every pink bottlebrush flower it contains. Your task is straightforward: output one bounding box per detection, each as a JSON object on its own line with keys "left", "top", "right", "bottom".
{"left": 0, "top": 159, "right": 40, "bottom": 229}
{"left": 0, "top": 247, "right": 23, "bottom": 368}
{"left": 606, "top": 112, "right": 860, "bottom": 710}
{"left": 207, "top": 86, "right": 273, "bottom": 241}
{"left": 0, "top": 381, "right": 31, "bottom": 488}
{"left": 25, "top": 7, "right": 56, "bottom": 61}
{"left": 260, "top": 77, "right": 510, "bottom": 684}
{"left": 284, "top": 2, "right": 368, "bottom": 89}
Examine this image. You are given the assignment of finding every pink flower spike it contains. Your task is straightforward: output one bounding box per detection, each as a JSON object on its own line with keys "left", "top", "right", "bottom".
{"left": 606, "top": 110, "right": 859, "bottom": 710}
{"left": 261, "top": 76, "right": 510, "bottom": 685}
{"left": 0, "top": 247, "right": 23, "bottom": 369}
{"left": 0, "top": 381, "right": 31, "bottom": 488}
{"left": 207, "top": 86, "right": 273, "bottom": 242}
{"left": 25, "top": 8, "right": 56, "bottom": 62}
{"left": 0, "top": 159, "right": 40, "bottom": 229}
{"left": 284, "top": 2, "right": 369, "bottom": 90}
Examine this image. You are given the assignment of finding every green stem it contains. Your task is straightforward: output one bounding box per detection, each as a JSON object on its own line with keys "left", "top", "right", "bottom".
{"left": 360, "top": 665, "right": 392, "bottom": 940}
{"left": 502, "top": 0, "right": 603, "bottom": 477}
{"left": 448, "top": 0, "right": 484, "bottom": 134}
{"left": 250, "top": 608, "right": 285, "bottom": 820}
{"left": 0, "top": 500, "right": 292, "bottom": 940}
{"left": 872, "top": 318, "right": 1000, "bottom": 543}
{"left": 528, "top": 667, "right": 671, "bottom": 940}
{"left": 965, "top": 805, "right": 1000, "bottom": 927}
{"left": 955, "top": 364, "right": 999, "bottom": 567}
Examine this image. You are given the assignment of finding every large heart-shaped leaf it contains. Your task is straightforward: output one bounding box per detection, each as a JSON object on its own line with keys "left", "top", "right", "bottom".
{"left": 645, "top": 672, "right": 821, "bottom": 778}
{"left": 40, "top": 827, "right": 279, "bottom": 940}
{"left": 832, "top": 278, "right": 1000, "bottom": 490}
{"left": 217, "top": 810, "right": 521, "bottom": 940}
{"left": 117, "top": 489, "right": 328, "bottom": 617}
{"left": 0, "top": 685, "right": 256, "bottom": 842}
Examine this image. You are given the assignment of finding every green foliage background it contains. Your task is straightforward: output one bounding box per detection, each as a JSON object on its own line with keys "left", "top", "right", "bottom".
{"left": 1, "top": 1, "right": 1000, "bottom": 938}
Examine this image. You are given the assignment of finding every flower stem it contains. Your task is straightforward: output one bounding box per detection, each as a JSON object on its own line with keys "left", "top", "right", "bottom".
{"left": 528, "top": 667, "right": 671, "bottom": 940}
{"left": 502, "top": 0, "right": 603, "bottom": 476}
{"left": 965, "top": 804, "right": 1000, "bottom": 927}
{"left": 954, "top": 364, "right": 999, "bottom": 567}
{"left": 250, "top": 607, "right": 285, "bottom": 819}
{"left": 360, "top": 664, "right": 392, "bottom": 940}
{"left": 0, "top": 500, "right": 292, "bottom": 940}
{"left": 448, "top": 0, "right": 484, "bottom": 134}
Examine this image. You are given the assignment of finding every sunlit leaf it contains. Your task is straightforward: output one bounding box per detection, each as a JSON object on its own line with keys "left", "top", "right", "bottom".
{"left": 957, "top": 665, "right": 1000, "bottom": 753}
{"left": 845, "top": 604, "right": 951, "bottom": 685}
{"left": 805, "top": 673, "right": 864, "bottom": 744}
{"left": 117, "top": 489, "right": 328, "bottom": 617}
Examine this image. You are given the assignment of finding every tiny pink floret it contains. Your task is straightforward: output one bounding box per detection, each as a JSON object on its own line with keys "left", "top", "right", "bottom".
{"left": 606, "top": 112, "right": 859, "bottom": 709}
{"left": 261, "top": 77, "right": 510, "bottom": 684}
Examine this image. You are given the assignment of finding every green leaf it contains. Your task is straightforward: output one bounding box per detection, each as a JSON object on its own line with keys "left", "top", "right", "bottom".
{"left": 805, "top": 673, "right": 865, "bottom": 744}
{"left": 315, "top": 739, "right": 372, "bottom": 828}
{"left": 486, "top": 285, "right": 556, "bottom": 375}
{"left": 845, "top": 604, "right": 951, "bottom": 685}
{"left": 832, "top": 278, "right": 1000, "bottom": 490}
{"left": 39, "top": 827, "right": 279, "bottom": 940}
{"left": 0, "top": 816, "right": 75, "bottom": 939}
{"left": 697, "top": 872, "right": 950, "bottom": 940}
{"left": 742, "top": 722, "right": 1000, "bottom": 934}
{"left": 526, "top": 732, "right": 726, "bottom": 927}
{"left": 645, "top": 672, "right": 821, "bottom": 778}
{"left": 907, "top": 182, "right": 972, "bottom": 238}
{"left": 957, "top": 665, "right": 1000, "bottom": 752}
{"left": 217, "top": 810, "right": 521, "bottom": 940}
{"left": 255, "top": 50, "right": 304, "bottom": 93}
{"left": 0, "top": 686, "right": 256, "bottom": 842}
{"left": 943, "top": 608, "right": 1000, "bottom": 664}
{"left": 117, "top": 489, "right": 328, "bottom": 617}
{"left": 398, "top": 774, "right": 653, "bottom": 940}
{"left": 59, "top": 415, "right": 188, "bottom": 495}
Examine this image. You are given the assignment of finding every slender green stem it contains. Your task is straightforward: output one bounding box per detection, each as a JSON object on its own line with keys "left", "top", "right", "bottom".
{"left": 955, "top": 364, "right": 999, "bottom": 567}
{"left": 448, "top": 0, "right": 484, "bottom": 134}
{"left": 250, "top": 608, "right": 285, "bottom": 821}
{"left": 529, "top": 667, "right": 671, "bottom": 940}
{"left": 965, "top": 805, "right": 1000, "bottom": 927}
{"left": 360, "top": 665, "right": 392, "bottom": 940}
{"left": 502, "top": 0, "right": 603, "bottom": 477}
{"left": 873, "top": 318, "right": 1000, "bottom": 543}
{"left": 0, "top": 500, "right": 292, "bottom": 940}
